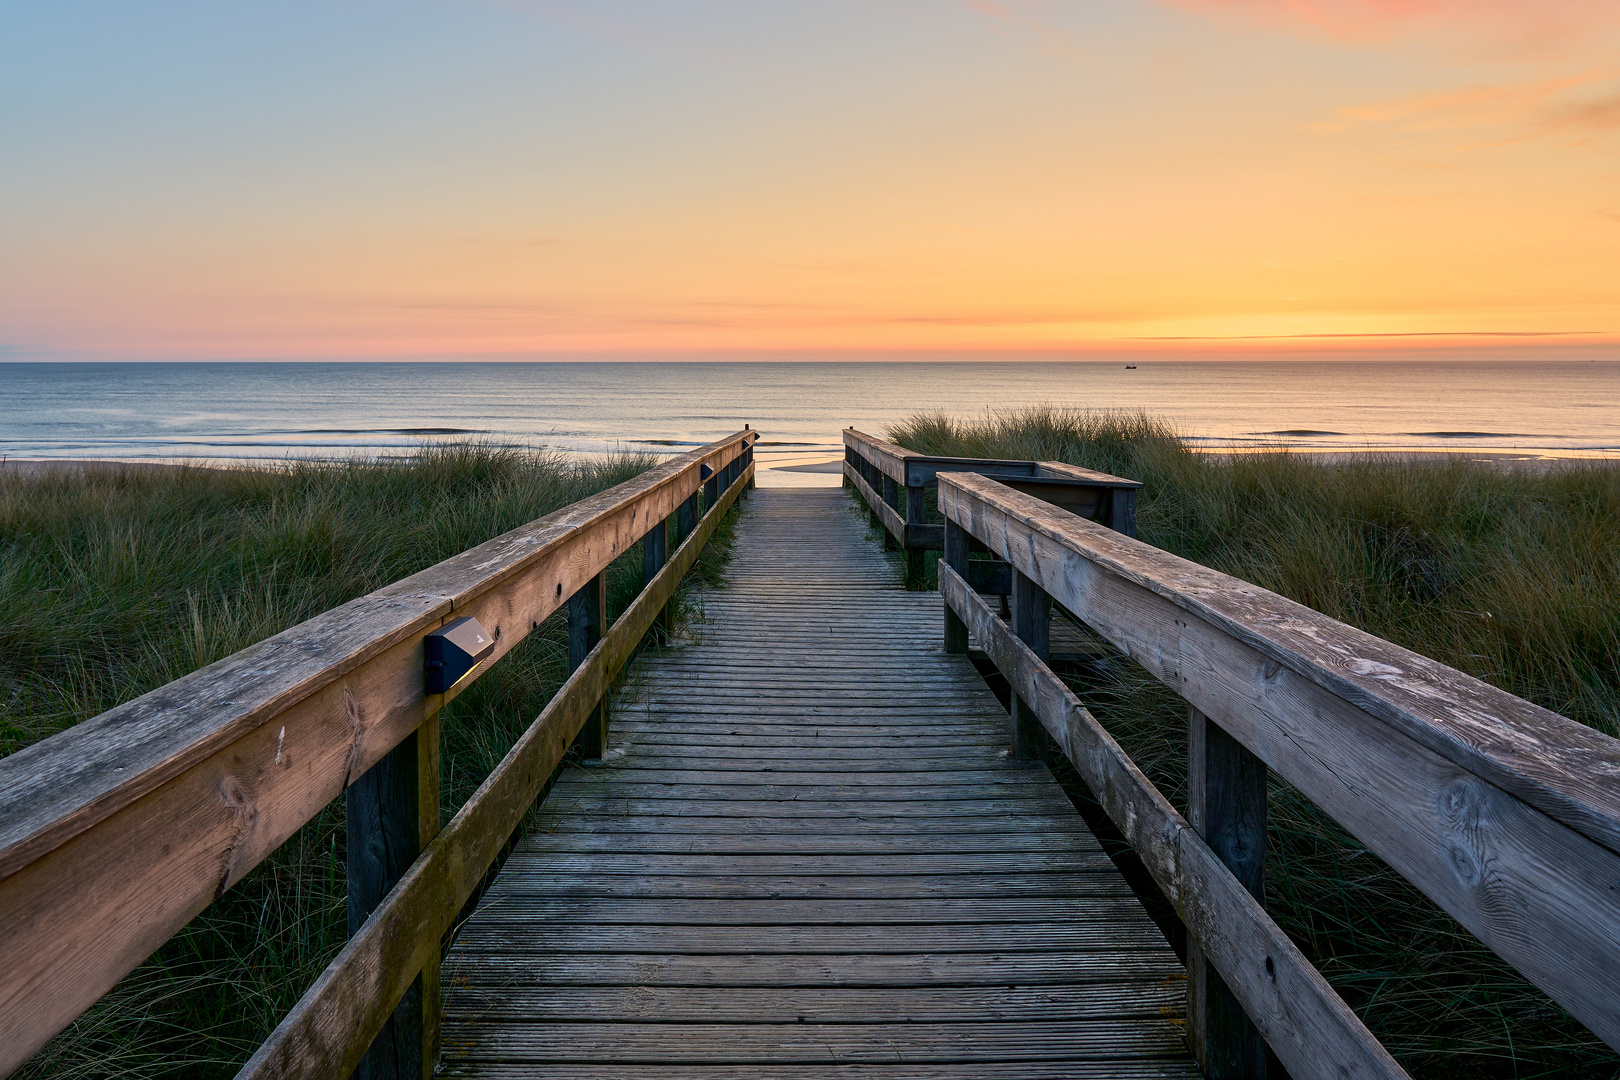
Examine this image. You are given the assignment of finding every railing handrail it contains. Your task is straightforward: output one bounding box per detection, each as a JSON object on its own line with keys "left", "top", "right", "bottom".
{"left": 0, "top": 430, "right": 757, "bottom": 1076}
{"left": 936, "top": 469, "right": 1620, "bottom": 1062}
{"left": 844, "top": 427, "right": 1142, "bottom": 489}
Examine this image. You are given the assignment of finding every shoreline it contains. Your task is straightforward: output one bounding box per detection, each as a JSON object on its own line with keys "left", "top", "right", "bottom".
{"left": 5, "top": 446, "right": 1616, "bottom": 483}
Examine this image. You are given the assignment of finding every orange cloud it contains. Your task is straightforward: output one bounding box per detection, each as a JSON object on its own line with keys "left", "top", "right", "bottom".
{"left": 1308, "top": 70, "right": 1620, "bottom": 145}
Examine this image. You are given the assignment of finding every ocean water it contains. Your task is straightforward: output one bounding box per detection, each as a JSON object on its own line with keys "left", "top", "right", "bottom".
{"left": 1, "top": 361, "right": 1615, "bottom": 483}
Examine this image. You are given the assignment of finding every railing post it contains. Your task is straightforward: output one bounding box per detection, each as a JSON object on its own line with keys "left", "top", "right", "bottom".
{"left": 904, "top": 481, "right": 926, "bottom": 586}
{"left": 1009, "top": 569, "right": 1050, "bottom": 761}
{"left": 881, "top": 474, "right": 900, "bottom": 550}
{"left": 943, "top": 516, "right": 969, "bottom": 654}
{"left": 860, "top": 457, "right": 883, "bottom": 532}
{"left": 346, "top": 708, "right": 440, "bottom": 1079}
{"left": 1110, "top": 487, "right": 1139, "bottom": 538}
{"left": 1187, "top": 705, "right": 1269, "bottom": 1078}
{"left": 568, "top": 572, "right": 608, "bottom": 758}
{"left": 702, "top": 463, "right": 718, "bottom": 512}
{"left": 644, "top": 515, "right": 669, "bottom": 642}
{"left": 676, "top": 490, "right": 698, "bottom": 548}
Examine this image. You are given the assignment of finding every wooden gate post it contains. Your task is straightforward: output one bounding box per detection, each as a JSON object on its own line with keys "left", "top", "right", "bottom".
{"left": 346, "top": 708, "right": 441, "bottom": 1080}
{"left": 904, "top": 482, "right": 926, "bottom": 587}
{"left": 1187, "top": 705, "right": 1269, "bottom": 1078}
{"left": 1009, "top": 570, "right": 1050, "bottom": 761}
{"left": 943, "top": 517, "right": 969, "bottom": 654}
{"left": 569, "top": 572, "right": 608, "bottom": 758}
{"left": 644, "top": 516, "right": 669, "bottom": 642}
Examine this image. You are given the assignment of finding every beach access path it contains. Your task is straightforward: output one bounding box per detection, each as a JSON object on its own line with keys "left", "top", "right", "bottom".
{"left": 436, "top": 486, "right": 1194, "bottom": 1077}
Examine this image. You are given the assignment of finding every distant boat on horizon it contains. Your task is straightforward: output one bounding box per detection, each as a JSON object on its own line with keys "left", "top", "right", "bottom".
{"left": 1124, "top": 364, "right": 1137, "bottom": 369}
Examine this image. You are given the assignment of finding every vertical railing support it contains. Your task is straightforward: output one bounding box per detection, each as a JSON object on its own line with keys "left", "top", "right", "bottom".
{"left": 1110, "top": 487, "right": 1139, "bottom": 537}
{"left": 346, "top": 708, "right": 440, "bottom": 1080}
{"left": 904, "top": 480, "right": 926, "bottom": 587}
{"left": 702, "top": 463, "right": 718, "bottom": 513}
{"left": 676, "top": 491, "right": 698, "bottom": 549}
{"left": 568, "top": 572, "right": 608, "bottom": 758}
{"left": 881, "top": 474, "right": 900, "bottom": 550}
{"left": 644, "top": 515, "right": 669, "bottom": 642}
{"left": 943, "top": 517, "right": 969, "bottom": 655}
{"left": 1009, "top": 569, "right": 1050, "bottom": 761}
{"left": 1187, "top": 705, "right": 1269, "bottom": 1078}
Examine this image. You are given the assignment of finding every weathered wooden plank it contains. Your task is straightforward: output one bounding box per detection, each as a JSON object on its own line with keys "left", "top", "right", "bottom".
{"left": 533, "top": 796, "right": 1084, "bottom": 819}
{"left": 439, "top": 983, "right": 1183, "bottom": 1024}
{"left": 609, "top": 721, "right": 1008, "bottom": 738}
{"left": 588, "top": 755, "right": 1014, "bottom": 773}
{"left": 941, "top": 472, "right": 1620, "bottom": 1051}
{"left": 438, "top": 1064, "right": 1199, "bottom": 1079}
{"left": 439, "top": 952, "right": 1183, "bottom": 987}
{"left": 544, "top": 781, "right": 1071, "bottom": 802}
{"left": 513, "top": 831, "right": 1096, "bottom": 855}
{"left": 486, "top": 851, "right": 1117, "bottom": 876}
{"left": 527, "top": 816, "right": 1089, "bottom": 839}
{"left": 551, "top": 767, "right": 1051, "bottom": 786}
{"left": 438, "top": 1020, "right": 1189, "bottom": 1063}
{"left": 481, "top": 872, "right": 1136, "bottom": 900}
{"left": 600, "top": 735, "right": 1008, "bottom": 753}
{"left": 939, "top": 563, "right": 1410, "bottom": 1080}
{"left": 450, "top": 921, "right": 1170, "bottom": 954}
{"left": 457, "top": 896, "right": 1150, "bottom": 924}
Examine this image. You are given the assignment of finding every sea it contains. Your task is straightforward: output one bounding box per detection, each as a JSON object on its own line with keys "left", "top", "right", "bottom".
{"left": 1, "top": 360, "right": 1615, "bottom": 485}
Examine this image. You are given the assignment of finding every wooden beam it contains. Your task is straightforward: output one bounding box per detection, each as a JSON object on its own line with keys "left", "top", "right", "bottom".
{"left": 937, "top": 563, "right": 1408, "bottom": 1080}
{"left": 942, "top": 518, "right": 969, "bottom": 656}
{"left": 1033, "top": 460, "right": 1144, "bottom": 490}
{"left": 1187, "top": 707, "right": 1268, "bottom": 1078}
{"left": 568, "top": 573, "right": 608, "bottom": 759}
{"left": 0, "top": 432, "right": 757, "bottom": 1075}
{"left": 938, "top": 471, "right": 1620, "bottom": 1050}
{"left": 841, "top": 432, "right": 1141, "bottom": 498}
{"left": 905, "top": 484, "right": 926, "bottom": 585}
{"left": 643, "top": 516, "right": 670, "bottom": 642}
{"left": 1009, "top": 570, "right": 1050, "bottom": 762}
{"left": 345, "top": 707, "right": 439, "bottom": 1080}
{"left": 233, "top": 459, "right": 754, "bottom": 1080}
{"left": 842, "top": 429, "right": 912, "bottom": 485}
{"left": 842, "top": 461, "right": 905, "bottom": 548}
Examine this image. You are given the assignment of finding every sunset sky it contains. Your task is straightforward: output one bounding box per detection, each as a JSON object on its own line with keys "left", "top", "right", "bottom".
{"left": 3, "top": 1, "right": 1618, "bottom": 360}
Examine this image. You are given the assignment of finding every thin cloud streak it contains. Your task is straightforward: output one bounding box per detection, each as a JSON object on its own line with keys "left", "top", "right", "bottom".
{"left": 1161, "top": 0, "right": 1620, "bottom": 51}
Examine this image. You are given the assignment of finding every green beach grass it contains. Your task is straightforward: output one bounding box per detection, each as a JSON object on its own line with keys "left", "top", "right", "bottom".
{"left": 0, "top": 445, "right": 737, "bottom": 1078}
{"left": 886, "top": 407, "right": 1620, "bottom": 1078}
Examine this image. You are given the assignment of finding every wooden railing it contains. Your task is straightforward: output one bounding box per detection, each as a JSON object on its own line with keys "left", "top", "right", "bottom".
{"left": 0, "top": 430, "right": 758, "bottom": 1079}
{"left": 935, "top": 470, "right": 1620, "bottom": 1079}
{"left": 842, "top": 427, "right": 1141, "bottom": 583}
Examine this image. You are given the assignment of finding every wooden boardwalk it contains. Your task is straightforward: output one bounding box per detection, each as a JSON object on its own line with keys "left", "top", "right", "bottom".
{"left": 439, "top": 487, "right": 1194, "bottom": 1078}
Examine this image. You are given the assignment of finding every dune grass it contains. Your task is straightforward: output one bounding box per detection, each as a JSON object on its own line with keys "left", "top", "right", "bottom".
{"left": 1, "top": 445, "right": 738, "bottom": 1079}
{"left": 887, "top": 407, "right": 1620, "bottom": 1078}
